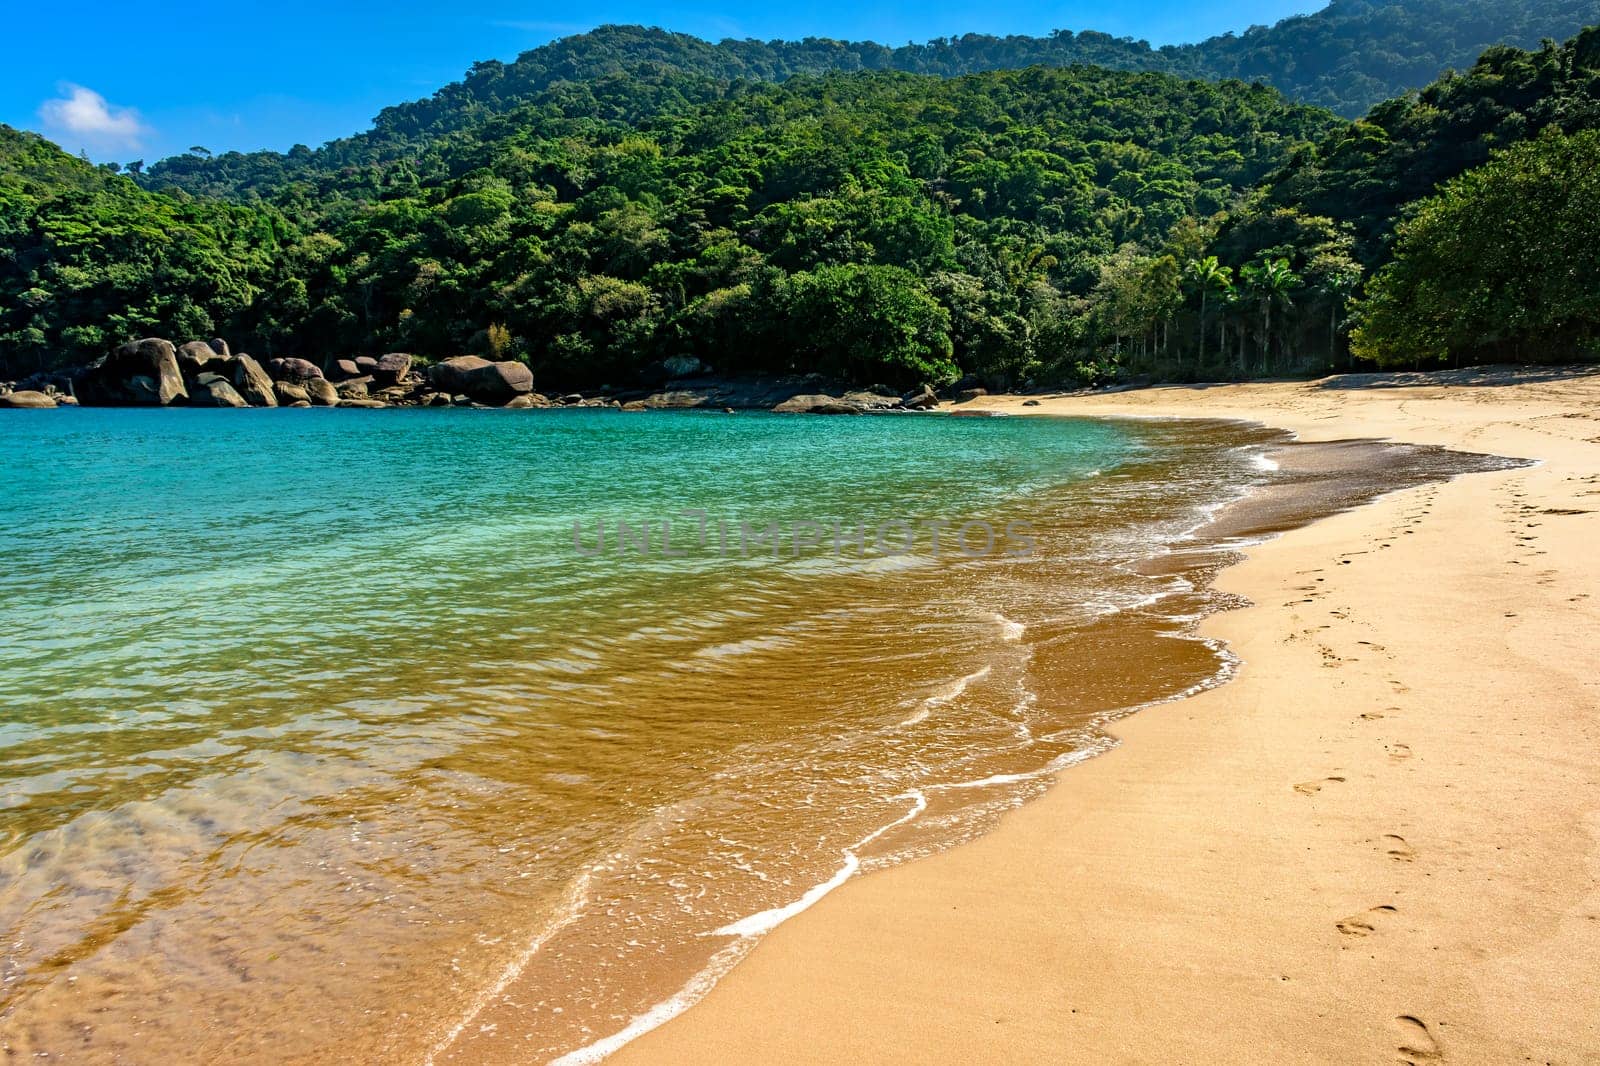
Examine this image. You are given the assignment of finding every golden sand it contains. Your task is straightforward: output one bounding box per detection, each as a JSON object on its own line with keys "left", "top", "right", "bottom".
{"left": 611, "top": 368, "right": 1600, "bottom": 1064}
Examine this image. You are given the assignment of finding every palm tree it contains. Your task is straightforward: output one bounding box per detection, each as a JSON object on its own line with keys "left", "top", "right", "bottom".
{"left": 1240, "top": 257, "right": 1301, "bottom": 375}
{"left": 1185, "top": 255, "right": 1234, "bottom": 368}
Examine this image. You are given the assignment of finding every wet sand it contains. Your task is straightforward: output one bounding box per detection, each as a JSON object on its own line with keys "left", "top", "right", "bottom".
{"left": 612, "top": 367, "right": 1600, "bottom": 1064}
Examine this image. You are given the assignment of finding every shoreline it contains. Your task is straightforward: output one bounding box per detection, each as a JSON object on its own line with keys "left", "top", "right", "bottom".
{"left": 607, "top": 369, "right": 1600, "bottom": 1064}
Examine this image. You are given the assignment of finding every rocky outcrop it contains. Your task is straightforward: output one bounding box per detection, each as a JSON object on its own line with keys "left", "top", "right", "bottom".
{"left": 374, "top": 353, "right": 412, "bottom": 385}
{"left": 274, "top": 381, "right": 309, "bottom": 405}
{"left": 74, "top": 338, "right": 188, "bottom": 406}
{"left": 336, "top": 379, "right": 371, "bottom": 399}
{"left": 772, "top": 394, "right": 864, "bottom": 415}
{"left": 306, "top": 379, "right": 340, "bottom": 406}
{"left": 429, "top": 356, "right": 533, "bottom": 404}
{"left": 902, "top": 384, "right": 939, "bottom": 409}
{"left": 190, "top": 378, "right": 248, "bottom": 407}
{"left": 232, "top": 355, "right": 278, "bottom": 407}
{"left": 326, "top": 358, "right": 361, "bottom": 381}
{"left": 177, "top": 340, "right": 228, "bottom": 376}
{"left": 0, "top": 390, "right": 57, "bottom": 409}
{"left": 268, "top": 357, "right": 323, "bottom": 384}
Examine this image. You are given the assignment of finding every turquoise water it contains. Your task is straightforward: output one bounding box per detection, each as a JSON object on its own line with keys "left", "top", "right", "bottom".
{"left": 0, "top": 408, "right": 1274, "bottom": 1063}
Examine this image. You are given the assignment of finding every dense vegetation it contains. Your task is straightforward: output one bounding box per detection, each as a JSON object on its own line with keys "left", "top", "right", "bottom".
{"left": 139, "top": 0, "right": 1600, "bottom": 200}
{"left": 4, "top": 12, "right": 1600, "bottom": 387}
{"left": 1353, "top": 129, "right": 1600, "bottom": 365}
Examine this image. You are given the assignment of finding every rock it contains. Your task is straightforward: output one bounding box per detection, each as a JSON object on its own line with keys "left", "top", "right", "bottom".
{"left": 233, "top": 355, "right": 278, "bottom": 407}
{"left": 340, "top": 398, "right": 387, "bottom": 409}
{"left": 955, "top": 387, "right": 988, "bottom": 403}
{"left": 189, "top": 378, "right": 248, "bottom": 407}
{"left": 902, "top": 385, "right": 939, "bottom": 410}
{"left": 177, "top": 340, "right": 224, "bottom": 376}
{"left": 621, "top": 400, "right": 648, "bottom": 411}
{"left": 640, "top": 390, "right": 708, "bottom": 409}
{"left": 0, "top": 390, "right": 57, "bottom": 409}
{"left": 452, "top": 395, "right": 473, "bottom": 406}
{"left": 772, "top": 394, "right": 863, "bottom": 415}
{"left": 374, "top": 353, "right": 412, "bottom": 385}
{"left": 327, "top": 358, "right": 361, "bottom": 381}
{"left": 1022, "top": 399, "right": 1042, "bottom": 407}
{"left": 287, "top": 400, "right": 311, "bottom": 408}
{"left": 336, "top": 379, "right": 369, "bottom": 399}
{"left": 270, "top": 357, "right": 323, "bottom": 383}
{"left": 305, "top": 379, "right": 339, "bottom": 406}
{"left": 842, "top": 390, "right": 903, "bottom": 410}
{"left": 559, "top": 393, "right": 584, "bottom": 405}
{"left": 427, "top": 392, "right": 454, "bottom": 407}
{"left": 355, "top": 355, "right": 379, "bottom": 374}
{"left": 112, "top": 338, "right": 187, "bottom": 405}
{"left": 209, "top": 338, "right": 231, "bottom": 358}
{"left": 373, "top": 386, "right": 412, "bottom": 403}
{"left": 429, "top": 356, "right": 533, "bottom": 404}
{"left": 274, "top": 381, "right": 309, "bottom": 404}
{"left": 503, "top": 394, "right": 538, "bottom": 409}
{"left": 195, "top": 372, "right": 226, "bottom": 386}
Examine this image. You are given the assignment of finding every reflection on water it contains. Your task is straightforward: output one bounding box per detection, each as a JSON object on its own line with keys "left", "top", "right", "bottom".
{"left": 0, "top": 408, "right": 1279, "bottom": 1063}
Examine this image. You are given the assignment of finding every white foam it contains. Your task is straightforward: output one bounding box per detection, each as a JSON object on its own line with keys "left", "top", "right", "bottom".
{"left": 990, "top": 612, "right": 1026, "bottom": 642}
{"left": 899, "top": 666, "right": 992, "bottom": 727}
{"left": 1251, "top": 451, "right": 1280, "bottom": 472}
{"left": 422, "top": 870, "right": 593, "bottom": 1066}
{"left": 553, "top": 791, "right": 928, "bottom": 1065}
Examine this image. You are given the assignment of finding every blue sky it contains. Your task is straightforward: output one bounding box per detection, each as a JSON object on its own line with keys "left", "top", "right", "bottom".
{"left": 8, "top": 0, "right": 1320, "bottom": 164}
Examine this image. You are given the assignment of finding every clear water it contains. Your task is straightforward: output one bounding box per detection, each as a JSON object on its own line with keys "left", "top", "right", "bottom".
{"left": 0, "top": 407, "right": 1276, "bottom": 1062}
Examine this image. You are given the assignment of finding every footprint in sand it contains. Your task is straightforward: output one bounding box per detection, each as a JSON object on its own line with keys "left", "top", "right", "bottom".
{"left": 1381, "top": 834, "right": 1417, "bottom": 862}
{"left": 1294, "top": 776, "right": 1346, "bottom": 796}
{"left": 1359, "top": 711, "right": 1386, "bottom": 721}
{"left": 1394, "top": 1015, "right": 1443, "bottom": 1062}
{"left": 1335, "top": 904, "right": 1397, "bottom": 938}
{"left": 1387, "top": 743, "right": 1413, "bottom": 762}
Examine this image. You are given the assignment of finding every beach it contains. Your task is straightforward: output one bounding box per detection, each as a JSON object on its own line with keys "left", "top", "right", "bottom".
{"left": 612, "top": 369, "right": 1600, "bottom": 1064}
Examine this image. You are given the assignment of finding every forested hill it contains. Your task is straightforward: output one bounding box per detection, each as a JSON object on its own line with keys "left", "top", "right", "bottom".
{"left": 139, "top": 0, "right": 1600, "bottom": 199}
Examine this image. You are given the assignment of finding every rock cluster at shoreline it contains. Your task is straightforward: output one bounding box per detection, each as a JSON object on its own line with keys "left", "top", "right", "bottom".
{"left": 1, "top": 340, "right": 993, "bottom": 414}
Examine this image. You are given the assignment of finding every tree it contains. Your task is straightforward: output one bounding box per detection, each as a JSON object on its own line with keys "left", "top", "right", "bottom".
{"left": 1352, "top": 129, "right": 1600, "bottom": 367}
{"left": 1240, "top": 257, "right": 1301, "bottom": 373}
{"left": 1185, "top": 255, "right": 1234, "bottom": 366}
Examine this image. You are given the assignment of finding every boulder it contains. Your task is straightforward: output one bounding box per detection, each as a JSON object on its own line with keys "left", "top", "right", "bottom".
{"left": 274, "top": 381, "right": 310, "bottom": 404}
{"left": 0, "top": 390, "right": 57, "bottom": 409}
{"left": 374, "top": 353, "right": 412, "bottom": 384}
{"left": 842, "top": 390, "right": 903, "bottom": 410}
{"left": 955, "top": 387, "right": 988, "bottom": 403}
{"left": 305, "top": 379, "right": 339, "bottom": 406}
{"left": 773, "top": 394, "right": 863, "bottom": 415}
{"left": 336, "top": 379, "right": 369, "bottom": 399}
{"left": 327, "top": 358, "right": 361, "bottom": 381}
{"left": 233, "top": 355, "right": 278, "bottom": 407}
{"left": 902, "top": 385, "right": 939, "bottom": 410}
{"left": 177, "top": 340, "right": 224, "bottom": 376}
{"left": 340, "top": 398, "right": 387, "bottom": 409}
{"left": 286, "top": 400, "right": 311, "bottom": 408}
{"left": 208, "top": 338, "right": 231, "bottom": 359}
{"left": 189, "top": 378, "right": 248, "bottom": 408}
{"left": 430, "top": 356, "right": 533, "bottom": 404}
{"left": 559, "top": 393, "right": 584, "bottom": 405}
{"left": 355, "top": 355, "right": 379, "bottom": 374}
{"left": 195, "top": 372, "right": 226, "bottom": 386}
{"left": 503, "top": 394, "right": 538, "bottom": 409}
{"left": 269, "top": 357, "right": 323, "bottom": 384}
{"left": 1022, "top": 399, "right": 1042, "bottom": 407}
{"left": 426, "top": 392, "right": 453, "bottom": 407}
{"left": 112, "top": 338, "right": 187, "bottom": 405}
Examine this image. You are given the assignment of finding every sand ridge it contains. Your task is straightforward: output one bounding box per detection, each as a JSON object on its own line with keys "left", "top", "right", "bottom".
{"left": 608, "top": 367, "right": 1600, "bottom": 1065}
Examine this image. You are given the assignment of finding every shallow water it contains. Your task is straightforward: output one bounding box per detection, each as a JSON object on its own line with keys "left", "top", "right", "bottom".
{"left": 0, "top": 407, "right": 1283, "bottom": 1062}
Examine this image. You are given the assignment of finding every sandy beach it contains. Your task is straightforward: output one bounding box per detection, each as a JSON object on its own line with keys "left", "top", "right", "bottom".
{"left": 612, "top": 368, "right": 1600, "bottom": 1065}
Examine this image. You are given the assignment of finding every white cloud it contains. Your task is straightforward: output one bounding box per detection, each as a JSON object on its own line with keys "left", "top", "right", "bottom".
{"left": 37, "top": 84, "right": 150, "bottom": 151}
